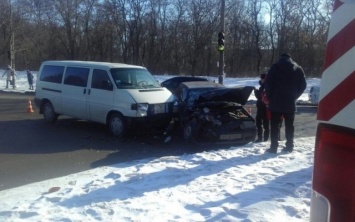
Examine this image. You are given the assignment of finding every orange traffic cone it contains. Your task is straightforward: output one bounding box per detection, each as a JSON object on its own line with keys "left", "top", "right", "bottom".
{"left": 27, "top": 98, "right": 34, "bottom": 113}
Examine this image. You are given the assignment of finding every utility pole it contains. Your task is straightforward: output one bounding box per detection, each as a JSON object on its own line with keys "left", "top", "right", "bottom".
{"left": 218, "top": 0, "right": 225, "bottom": 85}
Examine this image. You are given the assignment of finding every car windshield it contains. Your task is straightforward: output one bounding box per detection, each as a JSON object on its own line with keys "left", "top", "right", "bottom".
{"left": 110, "top": 68, "right": 161, "bottom": 89}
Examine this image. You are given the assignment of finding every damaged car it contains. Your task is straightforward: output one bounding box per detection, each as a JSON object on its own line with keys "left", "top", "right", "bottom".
{"left": 160, "top": 76, "right": 210, "bottom": 95}
{"left": 169, "top": 81, "right": 256, "bottom": 145}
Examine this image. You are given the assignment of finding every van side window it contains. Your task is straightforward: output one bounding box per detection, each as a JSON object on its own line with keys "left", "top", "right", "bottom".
{"left": 64, "top": 67, "right": 90, "bottom": 87}
{"left": 91, "top": 69, "right": 113, "bottom": 91}
{"left": 40, "top": 65, "right": 64, "bottom": 83}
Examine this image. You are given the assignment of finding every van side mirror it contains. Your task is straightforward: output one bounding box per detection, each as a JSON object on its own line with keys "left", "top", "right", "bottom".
{"left": 102, "top": 80, "right": 113, "bottom": 91}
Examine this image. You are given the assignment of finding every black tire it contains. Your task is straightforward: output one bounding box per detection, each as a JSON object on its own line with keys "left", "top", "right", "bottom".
{"left": 182, "top": 119, "right": 197, "bottom": 143}
{"left": 43, "top": 102, "right": 58, "bottom": 123}
{"left": 109, "top": 113, "right": 126, "bottom": 138}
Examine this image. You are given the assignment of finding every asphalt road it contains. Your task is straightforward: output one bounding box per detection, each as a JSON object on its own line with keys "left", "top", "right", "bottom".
{"left": 0, "top": 91, "right": 318, "bottom": 191}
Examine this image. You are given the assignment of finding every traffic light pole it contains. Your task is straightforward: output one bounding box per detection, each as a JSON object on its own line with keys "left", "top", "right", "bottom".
{"left": 218, "top": 0, "right": 225, "bottom": 85}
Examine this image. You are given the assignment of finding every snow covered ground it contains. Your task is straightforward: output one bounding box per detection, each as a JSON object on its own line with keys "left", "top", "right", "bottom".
{"left": 0, "top": 69, "right": 319, "bottom": 221}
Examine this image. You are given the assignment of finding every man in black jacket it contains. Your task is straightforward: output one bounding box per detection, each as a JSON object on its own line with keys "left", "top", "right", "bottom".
{"left": 264, "top": 53, "right": 307, "bottom": 153}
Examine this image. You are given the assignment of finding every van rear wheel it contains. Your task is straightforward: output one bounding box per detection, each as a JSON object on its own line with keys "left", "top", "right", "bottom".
{"left": 109, "top": 113, "right": 126, "bottom": 138}
{"left": 43, "top": 102, "right": 58, "bottom": 123}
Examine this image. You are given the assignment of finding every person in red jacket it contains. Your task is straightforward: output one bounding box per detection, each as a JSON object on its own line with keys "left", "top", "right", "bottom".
{"left": 254, "top": 73, "right": 269, "bottom": 142}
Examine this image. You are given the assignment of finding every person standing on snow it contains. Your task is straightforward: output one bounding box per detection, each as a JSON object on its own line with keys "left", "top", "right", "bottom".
{"left": 254, "top": 73, "right": 269, "bottom": 142}
{"left": 264, "top": 53, "right": 307, "bottom": 153}
{"left": 27, "top": 70, "right": 34, "bottom": 90}
{"left": 2, "top": 65, "right": 17, "bottom": 89}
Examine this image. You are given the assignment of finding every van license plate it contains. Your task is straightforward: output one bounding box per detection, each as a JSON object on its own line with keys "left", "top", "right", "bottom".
{"left": 220, "top": 134, "right": 241, "bottom": 140}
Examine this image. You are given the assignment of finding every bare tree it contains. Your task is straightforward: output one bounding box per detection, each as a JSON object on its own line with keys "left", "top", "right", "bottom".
{"left": 0, "top": 0, "right": 12, "bottom": 65}
{"left": 227, "top": 0, "right": 251, "bottom": 76}
{"left": 247, "top": 0, "right": 264, "bottom": 74}
{"left": 187, "top": 0, "right": 219, "bottom": 76}
{"left": 0, "top": 0, "right": 331, "bottom": 77}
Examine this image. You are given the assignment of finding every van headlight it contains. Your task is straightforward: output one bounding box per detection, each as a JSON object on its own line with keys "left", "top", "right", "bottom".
{"left": 132, "top": 103, "right": 148, "bottom": 117}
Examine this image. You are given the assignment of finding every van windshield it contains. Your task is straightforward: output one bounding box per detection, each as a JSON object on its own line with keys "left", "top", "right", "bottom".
{"left": 110, "top": 68, "right": 161, "bottom": 89}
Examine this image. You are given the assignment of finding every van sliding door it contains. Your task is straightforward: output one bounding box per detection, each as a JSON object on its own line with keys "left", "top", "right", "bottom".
{"left": 61, "top": 67, "right": 90, "bottom": 119}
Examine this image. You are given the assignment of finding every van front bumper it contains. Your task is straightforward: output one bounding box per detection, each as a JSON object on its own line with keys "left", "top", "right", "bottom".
{"left": 127, "top": 113, "right": 174, "bottom": 129}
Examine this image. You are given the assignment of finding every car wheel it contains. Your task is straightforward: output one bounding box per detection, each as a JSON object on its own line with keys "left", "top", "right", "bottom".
{"left": 109, "top": 113, "right": 126, "bottom": 138}
{"left": 43, "top": 102, "right": 58, "bottom": 123}
{"left": 183, "top": 119, "right": 197, "bottom": 142}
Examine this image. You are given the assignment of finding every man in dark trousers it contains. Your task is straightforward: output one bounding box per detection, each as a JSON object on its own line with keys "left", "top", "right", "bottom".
{"left": 254, "top": 73, "right": 269, "bottom": 142}
{"left": 264, "top": 53, "right": 307, "bottom": 153}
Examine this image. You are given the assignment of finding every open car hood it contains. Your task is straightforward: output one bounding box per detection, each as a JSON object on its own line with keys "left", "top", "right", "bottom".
{"left": 196, "top": 86, "right": 254, "bottom": 106}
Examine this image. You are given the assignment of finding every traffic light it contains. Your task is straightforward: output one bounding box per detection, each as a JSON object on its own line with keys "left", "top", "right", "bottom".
{"left": 218, "top": 32, "right": 224, "bottom": 51}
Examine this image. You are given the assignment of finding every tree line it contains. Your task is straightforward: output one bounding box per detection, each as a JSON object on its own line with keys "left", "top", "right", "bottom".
{"left": 0, "top": 0, "right": 332, "bottom": 77}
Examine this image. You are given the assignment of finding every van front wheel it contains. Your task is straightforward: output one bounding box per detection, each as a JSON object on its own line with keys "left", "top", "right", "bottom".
{"left": 109, "top": 113, "right": 126, "bottom": 138}
{"left": 43, "top": 102, "right": 58, "bottom": 123}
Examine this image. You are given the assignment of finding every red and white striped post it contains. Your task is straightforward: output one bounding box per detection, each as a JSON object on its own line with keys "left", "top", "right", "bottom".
{"left": 317, "top": 0, "right": 355, "bottom": 128}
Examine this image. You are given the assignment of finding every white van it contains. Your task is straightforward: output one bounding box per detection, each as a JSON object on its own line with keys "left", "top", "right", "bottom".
{"left": 34, "top": 60, "right": 175, "bottom": 137}
{"left": 310, "top": 0, "right": 355, "bottom": 221}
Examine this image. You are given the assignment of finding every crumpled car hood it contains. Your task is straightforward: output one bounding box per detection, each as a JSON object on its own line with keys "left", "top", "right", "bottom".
{"left": 195, "top": 86, "right": 254, "bottom": 106}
